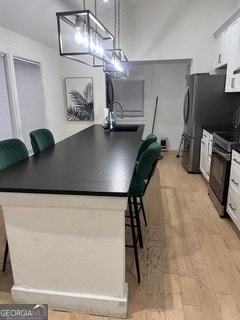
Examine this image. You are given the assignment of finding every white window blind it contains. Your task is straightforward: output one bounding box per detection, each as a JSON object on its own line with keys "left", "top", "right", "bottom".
{"left": 14, "top": 58, "right": 46, "bottom": 150}
{"left": 0, "top": 55, "right": 13, "bottom": 140}
{"left": 113, "top": 79, "right": 144, "bottom": 117}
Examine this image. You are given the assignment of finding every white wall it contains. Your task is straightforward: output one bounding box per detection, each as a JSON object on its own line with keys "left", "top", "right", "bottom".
{"left": 127, "top": 61, "right": 188, "bottom": 150}
{"left": 60, "top": 59, "right": 106, "bottom": 138}
{"left": 121, "top": 0, "right": 237, "bottom": 73}
{"left": 0, "top": 26, "right": 114, "bottom": 142}
{"left": 0, "top": 26, "right": 67, "bottom": 143}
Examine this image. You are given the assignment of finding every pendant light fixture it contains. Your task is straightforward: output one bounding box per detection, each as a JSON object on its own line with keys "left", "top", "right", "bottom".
{"left": 103, "top": 0, "right": 129, "bottom": 78}
{"left": 56, "top": 0, "right": 128, "bottom": 78}
{"left": 56, "top": 0, "right": 115, "bottom": 67}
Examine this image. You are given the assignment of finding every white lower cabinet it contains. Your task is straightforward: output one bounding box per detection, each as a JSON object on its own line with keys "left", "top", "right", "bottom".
{"left": 200, "top": 129, "right": 212, "bottom": 182}
{"left": 227, "top": 150, "right": 240, "bottom": 230}
{"left": 200, "top": 137, "right": 208, "bottom": 180}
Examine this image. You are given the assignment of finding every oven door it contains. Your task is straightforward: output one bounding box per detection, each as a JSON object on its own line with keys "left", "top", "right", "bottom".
{"left": 209, "top": 143, "right": 231, "bottom": 207}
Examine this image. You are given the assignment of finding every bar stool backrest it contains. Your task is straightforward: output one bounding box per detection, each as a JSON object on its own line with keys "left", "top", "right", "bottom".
{"left": 0, "top": 139, "right": 28, "bottom": 170}
{"left": 0, "top": 138, "right": 29, "bottom": 272}
{"left": 136, "top": 134, "right": 157, "bottom": 161}
{"left": 135, "top": 142, "right": 161, "bottom": 180}
{"left": 30, "top": 128, "right": 55, "bottom": 154}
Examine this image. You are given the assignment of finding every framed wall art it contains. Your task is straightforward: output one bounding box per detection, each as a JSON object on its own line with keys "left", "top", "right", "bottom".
{"left": 65, "top": 77, "right": 94, "bottom": 121}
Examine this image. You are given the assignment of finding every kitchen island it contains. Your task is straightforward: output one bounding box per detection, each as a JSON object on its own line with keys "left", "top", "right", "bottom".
{"left": 0, "top": 124, "right": 144, "bottom": 318}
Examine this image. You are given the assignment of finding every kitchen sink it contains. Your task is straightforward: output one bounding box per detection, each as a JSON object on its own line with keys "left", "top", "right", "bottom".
{"left": 112, "top": 125, "right": 139, "bottom": 132}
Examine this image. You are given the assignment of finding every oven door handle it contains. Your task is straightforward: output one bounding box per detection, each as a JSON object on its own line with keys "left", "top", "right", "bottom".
{"left": 212, "top": 145, "right": 231, "bottom": 161}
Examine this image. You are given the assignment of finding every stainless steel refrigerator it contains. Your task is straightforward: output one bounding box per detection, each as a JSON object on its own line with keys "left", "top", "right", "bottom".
{"left": 181, "top": 73, "right": 240, "bottom": 173}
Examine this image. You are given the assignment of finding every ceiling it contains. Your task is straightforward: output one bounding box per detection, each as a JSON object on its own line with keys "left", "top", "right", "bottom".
{"left": 0, "top": 0, "right": 121, "bottom": 51}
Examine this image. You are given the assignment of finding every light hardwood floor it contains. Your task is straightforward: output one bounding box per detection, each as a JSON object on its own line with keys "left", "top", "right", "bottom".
{"left": 1, "top": 151, "right": 240, "bottom": 319}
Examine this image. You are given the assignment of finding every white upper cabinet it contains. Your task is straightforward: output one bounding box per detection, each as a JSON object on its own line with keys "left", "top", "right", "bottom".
{"left": 214, "top": 35, "right": 222, "bottom": 68}
{"left": 214, "top": 27, "right": 231, "bottom": 69}
{"left": 213, "top": 8, "right": 240, "bottom": 92}
{"left": 225, "top": 19, "right": 240, "bottom": 92}
{"left": 231, "top": 19, "right": 240, "bottom": 70}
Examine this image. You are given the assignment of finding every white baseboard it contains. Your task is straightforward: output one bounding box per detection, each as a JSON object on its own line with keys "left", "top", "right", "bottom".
{"left": 12, "top": 284, "right": 128, "bottom": 318}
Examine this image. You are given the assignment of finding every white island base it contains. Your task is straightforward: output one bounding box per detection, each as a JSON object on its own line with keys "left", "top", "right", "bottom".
{"left": 1, "top": 192, "right": 128, "bottom": 318}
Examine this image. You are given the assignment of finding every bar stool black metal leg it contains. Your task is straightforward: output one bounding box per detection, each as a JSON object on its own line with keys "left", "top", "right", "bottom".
{"left": 133, "top": 197, "right": 143, "bottom": 249}
{"left": 128, "top": 197, "right": 141, "bottom": 283}
{"left": 139, "top": 196, "right": 147, "bottom": 226}
{"left": 3, "top": 241, "right": 8, "bottom": 272}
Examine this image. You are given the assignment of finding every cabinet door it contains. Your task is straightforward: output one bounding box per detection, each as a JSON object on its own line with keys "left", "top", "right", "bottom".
{"left": 229, "top": 165, "right": 240, "bottom": 194}
{"left": 214, "top": 27, "right": 231, "bottom": 69}
{"left": 200, "top": 138, "right": 208, "bottom": 180}
{"left": 227, "top": 189, "right": 240, "bottom": 230}
{"left": 206, "top": 155, "right": 211, "bottom": 181}
{"left": 231, "top": 19, "right": 240, "bottom": 70}
{"left": 214, "top": 34, "right": 223, "bottom": 69}
{"left": 225, "top": 19, "right": 240, "bottom": 92}
{"left": 202, "top": 129, "right": 209, "bottom": 141}
{"left": 227, "top": 150, "right": 240, "bottom": 231}
{"left": 222, "top": 27, "right": 231, "bottom": 65}
{"left": 232, "top": 150, "right": 240, "bottom": 170}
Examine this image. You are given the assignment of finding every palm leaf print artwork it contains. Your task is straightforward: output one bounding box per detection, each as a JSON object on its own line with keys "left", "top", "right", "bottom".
{"left": 65, "top": 78, "right": 94, "bottom": 121}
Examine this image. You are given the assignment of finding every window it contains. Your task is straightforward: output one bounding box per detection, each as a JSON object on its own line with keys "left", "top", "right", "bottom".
{"left": 113, "top": 79, "right": 144, "bottom": 117}
{"left": 13, "top": 58, "right": 46, "bottom": 150}
{"left": 0, "top": 54, "right": 13, "bottom": 140}
{"left": 0, "top": 54, "right": 46, "bottom": 151}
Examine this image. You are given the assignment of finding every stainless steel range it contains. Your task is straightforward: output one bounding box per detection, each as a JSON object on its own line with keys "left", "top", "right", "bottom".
{"left": 209, "top": 129, "right": 240, "bottom": 217}
{"left": 213, "top": 130, "right": 240, "bottom": 152}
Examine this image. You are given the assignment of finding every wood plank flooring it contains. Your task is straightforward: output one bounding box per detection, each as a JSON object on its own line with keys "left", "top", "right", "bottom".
{"left": 1, "top": 151, "right": 240, "bottom": 319}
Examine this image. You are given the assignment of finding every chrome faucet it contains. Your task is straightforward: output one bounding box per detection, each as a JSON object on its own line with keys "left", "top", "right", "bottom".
{"left": 109, "top": 101, "right": 124, "bottom": 119}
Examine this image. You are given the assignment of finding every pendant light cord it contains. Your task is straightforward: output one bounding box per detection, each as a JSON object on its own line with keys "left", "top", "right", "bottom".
{"left": 117, "top": 0, "right": 120, "bottom": 49}
{"left": 114, "top": 0, "right": 120, "bottom": 49}
{"left": 114, "top": 0, "right": 117, "bottom": 49}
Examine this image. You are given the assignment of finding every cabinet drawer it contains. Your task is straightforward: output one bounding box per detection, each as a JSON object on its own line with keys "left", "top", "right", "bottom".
{"left": 227, "top": 189, "right": 240, "bottom": 231}
{"left": 202, "top": 129, "right": 210, "bottom": 140}
{"left": 232, "top": 150, "right": 240, "bottom": 169}
{"left": 229, "top": 164, "right": 240, "bottom": 194}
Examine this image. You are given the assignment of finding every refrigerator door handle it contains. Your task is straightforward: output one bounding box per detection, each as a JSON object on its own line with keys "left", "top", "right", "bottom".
{"left": 182, "top": 134, "right": 189, "bottom": 151}
{"left": 183, "top": 87, "right": 190, "bottom": 125}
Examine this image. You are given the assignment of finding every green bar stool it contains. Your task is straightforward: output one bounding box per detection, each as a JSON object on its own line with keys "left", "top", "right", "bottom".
{"left": 0, "top": 138, "right": 28, "bottom": 271}
{"left": 29, "top": 128, "right": 55, "bottom": 154}
{"left": 126, "top": 142, "right": 161, "bottom": 283}
{"left": 134, "top": 135, "right": 161, "bottom": 226}
{"left": 135, "top": 142, "right": 162, "bottom": 227}
{"left": 136, "top": 134, "right": 157, "bottom": 161}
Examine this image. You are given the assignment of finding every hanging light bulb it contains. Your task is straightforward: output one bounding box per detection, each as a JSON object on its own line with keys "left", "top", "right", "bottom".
{"left": 82, "top": 23, "right": 89, "bottom": 47}
{"left": 95, "top": 34, "right": 104, "bottom": 56}
{"left": 114, "top": 58, "right": 123, "bottom": 72}
{"left": 75, "top": 28, "right": 83, "bottom": 44}
{"left": 74, "top": 16, "right": 84, "bottom": 44}
{"left": 89, "top": 28, "right": 96, "bottom": 51}
{"left": 116, "top": 62, "right": 123, "bottom": 72}
{"left": 111, "top": 51, "right": 122, "bottom": 72}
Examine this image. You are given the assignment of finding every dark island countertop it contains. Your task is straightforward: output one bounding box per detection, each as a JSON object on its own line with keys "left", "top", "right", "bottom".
{"left": 0, "top": 124, "right": 144, "bottom": 197}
